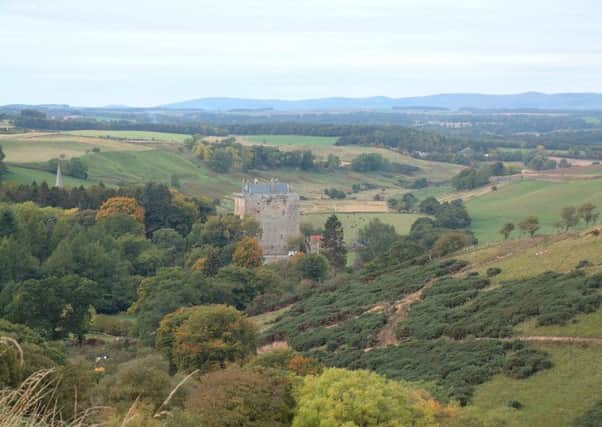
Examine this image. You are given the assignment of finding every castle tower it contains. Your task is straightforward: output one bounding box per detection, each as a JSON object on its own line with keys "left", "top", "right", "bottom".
{"left": 55, "top": 161, "right": 63, "bottom": 188}
{"left": 234, "top": 180, "right": 300, "bottom": 262}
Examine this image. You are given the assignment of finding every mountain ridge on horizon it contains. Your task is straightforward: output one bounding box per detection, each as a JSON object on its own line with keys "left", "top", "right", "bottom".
{"left": 160, "top": 92, "right": 602, "bottom": 112}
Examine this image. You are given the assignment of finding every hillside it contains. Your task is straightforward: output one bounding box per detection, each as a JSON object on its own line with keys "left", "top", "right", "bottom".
{"left": 260, "top": 230, "right": 602, "bottom": 426}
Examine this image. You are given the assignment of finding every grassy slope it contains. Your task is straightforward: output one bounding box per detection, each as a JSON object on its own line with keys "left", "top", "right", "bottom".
{"left": 82, "top": 150, "right": 241, "bottom": 196}
{"left": 457, "top": 231, "right": 602, "bottom": 338}
{"left": 515, "top": 310, "right": 602, "bottom": 337}
{"left": 466, "top": 180, "right": 602, "bottom": 243}
{"left": 65, "top": 130, "right": 191, "bottom": 142}
{"left": 472, "top": 344, "right": 602, "bottom": 427}
{"left": 301, "top": 212, "right": 425, "bottom": 243}
{"left": 4, "top": 165, "right": 96, "bottom": 187}
{"left": 459, "top": 232, "right": 602, "bottom": 283}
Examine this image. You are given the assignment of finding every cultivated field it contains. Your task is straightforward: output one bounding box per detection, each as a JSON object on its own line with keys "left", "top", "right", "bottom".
{"left": 65, "top": 130, "right": 191, "bottom": 142}
{"left": 0, "top": 132, "right": 148, "bottom": 162}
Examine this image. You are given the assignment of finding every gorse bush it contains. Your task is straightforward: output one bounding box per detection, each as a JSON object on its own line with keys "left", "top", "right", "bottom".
{"left": 399, "top": 271, "right": 602, "bottom": 340}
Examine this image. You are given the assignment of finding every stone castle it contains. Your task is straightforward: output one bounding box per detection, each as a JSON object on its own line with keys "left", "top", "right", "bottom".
{"left": 234, "top": 180, "right": 300, "bottom": 261}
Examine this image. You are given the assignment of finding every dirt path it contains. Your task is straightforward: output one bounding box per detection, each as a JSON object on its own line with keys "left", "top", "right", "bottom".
{"left": 513, "top": 336, "right": 602, "bottom": 345}
{"left": 376, "top": 279, "right": 437, "bottom": 347}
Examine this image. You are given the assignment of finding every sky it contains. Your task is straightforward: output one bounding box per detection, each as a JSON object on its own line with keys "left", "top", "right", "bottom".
{"left": 1, "top": 0, "right": 601, "bottom": 106}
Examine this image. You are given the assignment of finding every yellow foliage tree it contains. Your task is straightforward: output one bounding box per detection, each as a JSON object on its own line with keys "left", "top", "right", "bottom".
{"left": 232, "top": 236, "right": 263, "bottom": 268}
{"left": 96, "top": 197, "right": 145, "bottom": 223}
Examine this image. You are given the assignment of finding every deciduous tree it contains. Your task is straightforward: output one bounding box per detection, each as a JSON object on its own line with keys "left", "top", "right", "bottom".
{"left": 518, "top": 216, "right": 540, "bottom": 238}
{"left": 96, "top": 196, "right": 144, "bottom": 223}
{"left": 499, "top": 222, "right": 515, "bottom": 240}
{"left": 156, "top": 305, "right": 257, "bottom": 373}
{"left": 578, "top": 202, "right": 599, "bottom": 226}
{"left": 559, "top": 206, "right": 580, "bottom": 231}
{"left": 232, "top": 236, "right": 263, "bottom": 268}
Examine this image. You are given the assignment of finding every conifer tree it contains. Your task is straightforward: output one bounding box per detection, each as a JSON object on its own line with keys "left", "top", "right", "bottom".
{"left": 322, "top": 215, "right": 347, "bottom": 270}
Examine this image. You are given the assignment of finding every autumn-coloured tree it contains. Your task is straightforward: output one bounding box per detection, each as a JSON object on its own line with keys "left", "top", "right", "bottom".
{"left": 232, "top": 236, "right": 263, "bottom": 268}
{"left": 156, "top": 305, "right": 257, "bottom": 373}
{"left": 182, "top": 366, "right": 295, "bottom": 427}
{"left": 96, "top": 196, "right": 145, "bottom": 223}
{"left": 288, "top": 355, "right": 322, "bottom": 376}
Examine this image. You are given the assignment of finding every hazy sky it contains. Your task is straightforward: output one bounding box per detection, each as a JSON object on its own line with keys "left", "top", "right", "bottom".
{"left": 1, "top": 0, "right": 601, "bottom": 106}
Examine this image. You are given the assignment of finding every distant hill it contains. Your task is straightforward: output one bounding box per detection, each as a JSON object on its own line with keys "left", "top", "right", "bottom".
{"left": 161, "top": 92, "right": 602, "bottom": 111}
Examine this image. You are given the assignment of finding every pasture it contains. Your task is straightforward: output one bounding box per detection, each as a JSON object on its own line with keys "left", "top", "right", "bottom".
{"left": 65, "top": 130, "right": 191, "bottom": 142}
{"left": 466, "top": 179, "right": 602, "bottom": 242}
{"left": 472, "top": 344, "right": 602, "bottom": 427}
{"left": 300, "top": 212, "right": 425, "bottom": 244}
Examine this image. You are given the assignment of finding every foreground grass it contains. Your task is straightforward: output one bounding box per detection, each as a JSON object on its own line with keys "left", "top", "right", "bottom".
{"left": 301, "top": 212, "right": 425, "bottom": 243}
{"left": 472, "top": 344, "right": 602, "bottom": 427}
{"left": 466, "top": 180, "right": 602, "bottom": 243}
{"left": 65, "top": 129, "right": 191, "bottom": 142}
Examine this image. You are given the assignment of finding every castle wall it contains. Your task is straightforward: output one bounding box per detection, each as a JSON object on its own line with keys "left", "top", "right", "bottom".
{"left": 239, "top": 192, "right": 300, "bottom": 256}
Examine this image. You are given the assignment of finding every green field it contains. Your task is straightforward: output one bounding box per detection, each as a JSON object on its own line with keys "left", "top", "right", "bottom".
{"left": 65, "top": 130, "right": 191, "bottom": 142}
{"left": 5, "top": 165, "right": 95, "bottom": 187}
{"left": 242, "top": 134, "right": 338, "bottom": 147}
{"left": 472, "top": 344, "right": 602, "bottom": 427}
{"left": 301, "top": 212, "right": 425, "bottom": 244}
{"left": 467, "top": 179, "right": 602, "bottom": 242}
{"left": 82, "top": 150, "right": 241, "bottom": 196}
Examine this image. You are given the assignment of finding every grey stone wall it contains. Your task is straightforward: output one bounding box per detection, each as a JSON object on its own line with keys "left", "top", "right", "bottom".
{"left": 234, "top": 190, "right": 300, "bottom": 256}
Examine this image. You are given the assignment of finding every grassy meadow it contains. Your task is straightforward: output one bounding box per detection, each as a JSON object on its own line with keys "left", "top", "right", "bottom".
{"left": 466, "top": 179, "right": 602, "bottom": 243}
{"left": 472, "top": 344, "right": 602, "bottom": 427}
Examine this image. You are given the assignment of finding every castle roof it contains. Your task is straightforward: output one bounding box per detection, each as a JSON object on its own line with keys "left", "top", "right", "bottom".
{"left": 245, "top": 182, "right": 290, "bottom": 194}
